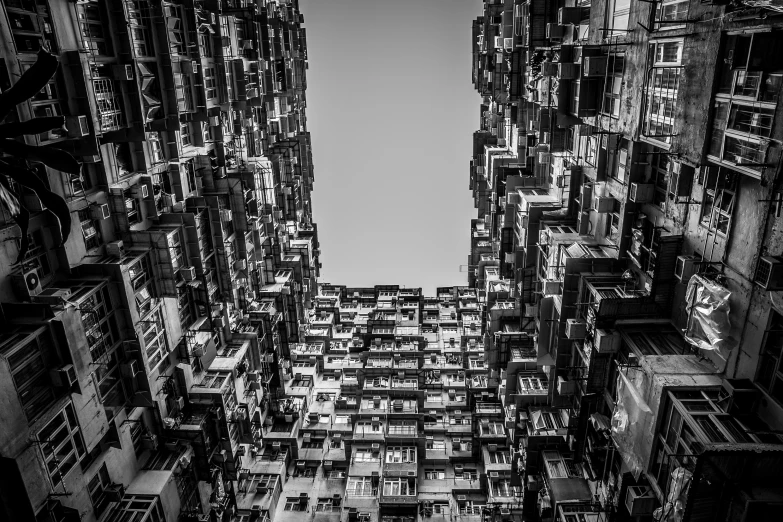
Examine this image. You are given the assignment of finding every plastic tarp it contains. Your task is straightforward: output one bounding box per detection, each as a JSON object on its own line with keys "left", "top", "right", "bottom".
{"left": 653, "top": 467, "right": 692, "bottom": 522}
{"left": 611, "top": 370, "right": 652, "bottom": 481}
{"left": 684, "top": 275, "right": 732, "bottom": 352}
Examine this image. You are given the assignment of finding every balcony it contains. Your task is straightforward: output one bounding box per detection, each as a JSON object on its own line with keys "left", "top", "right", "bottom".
{"left": 380, "top": 478, "right": 417, "bottom": 505}
{"left": 386, "top": 422, "right": 417, "bottom": 439}
{"left": 388, "top": 399, "right": 417, "bottom": 415}
{"left": 364, "top": 378, "right": 390, "bottom": 391}
{"left": 516, "top": 372, "right": 549, "bottom": 403}
{"left": 391, "top": 379, "right": 418, "bottom": 391}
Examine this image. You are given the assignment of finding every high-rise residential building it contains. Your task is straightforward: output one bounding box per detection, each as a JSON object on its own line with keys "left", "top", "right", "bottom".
{"left": 2, "top": 1, "right": 783, "bottom": 522}
{"left": 0, "top": 1, "right": 319, "bottom": 521}
{"left": 471, "top": 1, "right": 783, "bottom": 521}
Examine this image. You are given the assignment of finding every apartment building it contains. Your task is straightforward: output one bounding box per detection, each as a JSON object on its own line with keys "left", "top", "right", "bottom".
{"left": 0, "top": 1, "right": 319, "bottom": 522}
{"left": 4, "top": 1, "right": 783, "bottom": 522}
{"left": 470, "top": 0, "right": 783, "bottom": 521}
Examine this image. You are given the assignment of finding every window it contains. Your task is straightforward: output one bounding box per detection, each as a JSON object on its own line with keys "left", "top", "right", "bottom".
{"left": 608, "top": 0, "right": 630, "bottom": 35}
{"left": 655, "top": 0, "right": 689, "bottom": 30}
{"left": 198, "top": 28, "right": 213, "bottom": 58}
{"left": 585, "top": 135, "right": 598, "bottom": 166}
{"left": 426, "top": 392, "right": 442, "bottom": 403}
{"left": 388, "top": 420, "right": 416, "bottom": 435}
{"left": 284, "top": 498, "right": 306, "bottom": 511}
{"left": 92, "top": 73, "right": 125, "bottom": 132}
{"left": 78, "top": 4, "right": 113, "bottom": 56}
{"left": 386, "top": 447, "right": 416, "bottom": 463}
{"left": 700, "top": 166, "right": 736, "bottom": 236}
{"left": 79, "top": 209, "right": 103, "bottom": 250}
{"left": 481, "top": 422, "right": 505, "bottom": 436}
{"left": 651, "top": 390, "right": 762, "bottom": 485}
{"left": 650, "top": 152, "right": 673, "bottom": 209}
{"left": 127, "top": 1, "right": 153, "bottom": 56}
{"left": 707, "top": 35, "right": 782, "bottom": 175}
{"left": 3, "top": 330, "right": 57, "bottom": 421}
{"left": 293, "top": 465, "right": 318, "bottom": 477}
{"left": 346, "top": 477, "right": 375, "bottom": 496}
{"left": 88, "top": 463, "right": 111, "bottom": 516}
{"left": 180, "top": 123, "right": 192, "bottom": 147}
{"left": 383, "top": 478, "right": 416, "bottom": 496}
{"left": 334, "top": 415, "right": 350, "bottom": 424}
{"left": 757, "top": 310, "right": 783, "bottom": 406}
{"left": 459, "top": 502, "right": 486, "bottom": 515}
{"left": 354, "top": 448, "right": 380, "bottom": 462}
{"left": 363, "top": 398, "right": 387, "bottom": 409}
{"left": 543, "top": 451, "right": 576, "bottom": 478}
{"left": 38, "top": 403, "right": 86, "bottom": 485}
{"left": 426, "top": 438, "right": 446, "bottom": 450}
{"left": 489, "top": 450, "right": 510, "bottom": 464}
{"left": 602, "top": 54, "right": 625, "bottom": 118}
{"left": 602, "top": 199, "right": 621, "bottom": 244}
{"left": 105, "top": 495, "right": 164, "bottom": 522}
{"left": 316, "top": 498, "right": 341, "bottom": 512}
{"left": 643, "top": 40, "right": 683, "bottom": 145}
{"left": 167, "top": 9, "right": 186, "bottom": 55}
{"left": 424, "top": 469, "right": 445, "bottom": 480}
{"left": 489, "top": 479, "right": 512, "bottom": 497}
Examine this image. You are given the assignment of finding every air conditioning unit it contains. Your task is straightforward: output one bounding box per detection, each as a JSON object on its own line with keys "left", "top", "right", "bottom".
{"left": 557, "top": 376, "right": 577, "bottom": 395}
{"left": 106, "top": 240, "right": 124, "bottom": 258}
{"left": 559, "top": 7, "right": 585, "bottom": 25}
{"left": 541, "top": 62, "right": 558, "bottom": 76}
{"left": 121, "top": 360, "right": 140, "bottom": 379}
{"left": 176, "top": 396, "right": 185, "bottom": 410}
{"left": 565, "top": 319, "right": 587, "bottom": 340}
{"left": 542, "top": 280, "right": 560, "bottom": 295}
{"left": 592, "top": 195, "right": 615, "bottom": 213}
{"left": 131, "top": 184, "right": 149, "bottom": 199}
{"left": 594, "top": 329, "right": 620, "bottom": 353}
{"left": 39, "top": 288, "right": 76, "bottom": 307}
{"left": 50, "top": 364, "right": 78, "bottom": 388}
{"left": 180, "top": 267, "right": 196, "bottom": 281}
{"left": 113, "top": 64, "right": 134, "bottom": 81}
{"left": 754, "top": 256, "right": 783, "bottom": 290}
{"left": 629, "top": 183, "right": 655, "bottom": 203}
{"left": 675, "top": 255, "right": 699, "bottom": 282}
{"left": 220, "top": 209, "right": 233, "bottom": 222}
{"left": 90, "top": 203, "right": 111, "bottom": 220}
{"left": 66, "top": 115, "right": 91, "bottom": 137}
{"left": 625, "top": 486, "right": 657, "bottom": 516}
{"left": 504, "top": 37, "right": 513, "bottom": 50}
{"left": 489, "top": 471, "right": 499, "bottom": 478}
{"left": 141, "top": 434, "right": 158, "bottom": 450}
{"left": 494, "top": 36, "right": 504, "bottom": 49}
{"left": 576, "top": 210, "right": 590, "bottom": 235}
{"left": 192, "top": 343, "right": 205, "bottom": 357}
{"left": 488, "top": 444, "right": 498, "bottom": 452}
{"left": 209, "top": 115, "right": 221, "bottom": 127}
{"left": 371, "top": 443, "right": 380, "bottom": 451}
{"left": 11, "top": 268, "right": 43, "bottom": 300}
{"left": 104, "top": 483, "right": 125, "bottom": 502}
{"left": 558, "top": 63, "right": 580, "bottom": 79}
{"left": 583, "top": 56, "right": 608, "bottom": 77}
{"left": 546, "top": 23, "right": 568, "bottom": 40}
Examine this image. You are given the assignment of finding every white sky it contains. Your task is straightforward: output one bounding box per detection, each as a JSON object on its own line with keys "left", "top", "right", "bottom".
{"left": 299, "top": 0, "right": 484, "bottom": 295}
